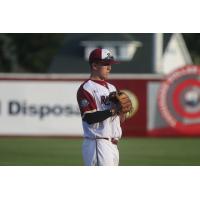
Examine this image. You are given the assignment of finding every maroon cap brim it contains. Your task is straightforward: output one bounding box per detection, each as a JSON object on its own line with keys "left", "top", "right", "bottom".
{"left": 100, "top": 60, "right": 120, "bottom": 65}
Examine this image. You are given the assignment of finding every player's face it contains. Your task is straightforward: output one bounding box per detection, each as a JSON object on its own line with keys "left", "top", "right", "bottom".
{"left": 96, "top": 63, "right": 112, "bottom": 80}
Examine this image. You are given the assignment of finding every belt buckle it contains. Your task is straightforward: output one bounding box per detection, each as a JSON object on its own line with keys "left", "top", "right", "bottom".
{"left": 111, "top": 138, "right": 118, "bottom": 145}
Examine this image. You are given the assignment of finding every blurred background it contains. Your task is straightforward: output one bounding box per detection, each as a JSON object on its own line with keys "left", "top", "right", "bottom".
{"left": 0, "top": 33, "right": 200, "bottom": 165}
{"left": 0, "top": 33, "right": 199, "bottom": 73}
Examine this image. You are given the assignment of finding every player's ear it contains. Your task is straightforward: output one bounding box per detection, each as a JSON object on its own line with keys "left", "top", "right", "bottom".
{"left": 91, "top": 62, "right": 98, "bottom": 71}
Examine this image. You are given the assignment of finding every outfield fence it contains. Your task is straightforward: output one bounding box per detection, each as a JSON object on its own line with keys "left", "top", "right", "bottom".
{"left": 0, "top": 66, "right": 199, "bottom": 137}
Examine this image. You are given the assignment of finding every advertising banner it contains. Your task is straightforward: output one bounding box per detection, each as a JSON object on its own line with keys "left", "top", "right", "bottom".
{"left": 0, "top": 80, "right": 83, "bottom": 136}
{"left": 0, "top": 76, "right": 149, "bottom": 137}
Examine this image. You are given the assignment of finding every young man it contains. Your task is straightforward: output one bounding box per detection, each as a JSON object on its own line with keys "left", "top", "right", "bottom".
{"left": 77, "top": 48, "right": 129, "bottom": 166}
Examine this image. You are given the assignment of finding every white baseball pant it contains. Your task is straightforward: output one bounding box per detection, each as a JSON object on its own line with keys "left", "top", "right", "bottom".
{"left": 82, "top": 138, "right": 119, "bottom": 166}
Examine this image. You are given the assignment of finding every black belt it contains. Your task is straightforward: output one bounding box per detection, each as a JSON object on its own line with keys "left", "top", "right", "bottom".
{"left": 85, "top": 137, "right": 119, "bottom": 145}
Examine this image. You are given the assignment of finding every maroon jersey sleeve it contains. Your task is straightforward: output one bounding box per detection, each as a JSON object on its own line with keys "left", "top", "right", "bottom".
{"left": 77, "top": 84, "right": 97, "bottom": 116}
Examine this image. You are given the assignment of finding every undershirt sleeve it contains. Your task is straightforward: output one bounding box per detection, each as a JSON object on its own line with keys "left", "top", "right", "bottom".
{"left": 83, "top": 110, "right": 112, "bottom": 124}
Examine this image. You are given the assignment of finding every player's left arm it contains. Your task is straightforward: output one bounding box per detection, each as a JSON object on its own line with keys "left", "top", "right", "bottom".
{"left": 77, "top": 85, "right": 118, "bottom": 125}
{"left": 83, "top": 110, "right": 114, "bottom": 124}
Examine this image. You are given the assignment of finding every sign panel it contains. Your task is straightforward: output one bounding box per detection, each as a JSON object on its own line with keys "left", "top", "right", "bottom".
{"left": 0, "top": 81, "right": 83, "bottom": 136}
{"left": 148, "top": 65, "right": 200, "bottom": 136}
{"left": 158, "top": 65, "right": 200, "bottom": 135}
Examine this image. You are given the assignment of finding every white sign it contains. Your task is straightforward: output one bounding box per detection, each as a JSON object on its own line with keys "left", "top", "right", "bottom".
{"left": 0, "top": 81, "right": 83, "bottom": 136}
{"left": 162, "top": 33, "right": 192, "bottom": 74}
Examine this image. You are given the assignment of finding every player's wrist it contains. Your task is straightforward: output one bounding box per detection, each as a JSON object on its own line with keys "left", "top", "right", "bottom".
{"left": 110, "top": 103, "right": 121, "bottom": 116}
{"left": 110, "top": 108, "right": 117, "bottom": 116}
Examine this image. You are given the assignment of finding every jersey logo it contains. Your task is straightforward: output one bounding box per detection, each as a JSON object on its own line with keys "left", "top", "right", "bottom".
{"left": 101, "top": 96, "right": 110, "bottom": 105}
{"left": 80, "top": 99, "right": 89, "bottom": 108}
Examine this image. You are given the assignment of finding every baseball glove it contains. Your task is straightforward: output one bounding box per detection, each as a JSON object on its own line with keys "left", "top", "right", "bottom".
{"left": 109, "top": 91, "right": 133, "bottom": 114}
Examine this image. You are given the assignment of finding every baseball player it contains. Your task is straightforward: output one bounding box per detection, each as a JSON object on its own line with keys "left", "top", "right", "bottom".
{"left": 77, "top": 48, "right": 132, "bottom": 166}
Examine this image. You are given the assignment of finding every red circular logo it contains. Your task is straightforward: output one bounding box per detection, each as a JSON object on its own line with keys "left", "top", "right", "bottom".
{"left": 158, "top": 65, "right": 200, "bottom": 134}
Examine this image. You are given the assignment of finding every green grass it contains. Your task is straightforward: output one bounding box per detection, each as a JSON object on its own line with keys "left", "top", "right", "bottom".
{"left": 0, "top": 137, "right": 200, "bottom": 165}
{"left": 0, "top": 138, "right": 83, "bottom": 166}
{"left": 119, "top": 138, "right": 200, "bottom": 165}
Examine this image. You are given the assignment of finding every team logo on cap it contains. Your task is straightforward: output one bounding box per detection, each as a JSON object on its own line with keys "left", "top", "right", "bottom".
{"left": 158, "top": 65, "right": 200, "bottom": 134}
{"left": 105, "top": 52, "right": 112, "bottom": 60}
{"left": 102, "top": 49, "right": 113, "bottom": 60}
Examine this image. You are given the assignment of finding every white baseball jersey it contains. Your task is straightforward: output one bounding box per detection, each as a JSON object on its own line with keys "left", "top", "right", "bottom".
{"left": 77, "top": 79, "right": 122, "bottom": 139}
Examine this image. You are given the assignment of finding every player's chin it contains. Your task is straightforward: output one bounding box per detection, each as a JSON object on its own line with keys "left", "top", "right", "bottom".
{"left": 103, "top": 74, "right": 109, "bottom": 80}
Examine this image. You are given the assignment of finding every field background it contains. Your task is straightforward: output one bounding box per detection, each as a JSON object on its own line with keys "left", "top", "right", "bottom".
{"left": 0, "top": 137, "right": 200, "bottom": 166}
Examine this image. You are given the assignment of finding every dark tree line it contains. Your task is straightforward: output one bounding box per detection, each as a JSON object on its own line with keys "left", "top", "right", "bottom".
{"left": 0, "top": 33, "right": 65, "bottom": 73}
{"left": 0, "top": 33, "right": 199, "bottom": 73}
{"left": 183, "top": 33, "right": 200, "bottom": 64}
